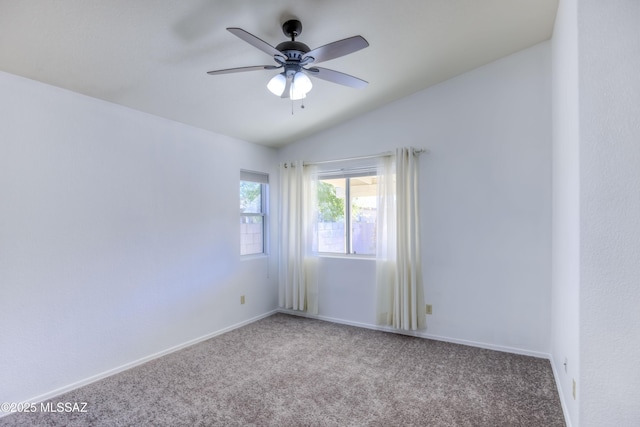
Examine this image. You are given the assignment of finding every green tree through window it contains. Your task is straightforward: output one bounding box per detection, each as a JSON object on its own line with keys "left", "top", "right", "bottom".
{"left": 317, "top": 181, "right": 344, "bottom": 222}
{"left": 240, "top": 181, "right": 261, "bottom": 212}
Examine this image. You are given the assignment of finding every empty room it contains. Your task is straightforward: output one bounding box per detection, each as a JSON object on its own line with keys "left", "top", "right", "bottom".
{"left": 1, "top": 1, "right": 638, "bottom": 426}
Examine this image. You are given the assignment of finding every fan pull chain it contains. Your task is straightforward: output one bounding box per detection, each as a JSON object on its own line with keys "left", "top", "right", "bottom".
{"left": 291, "top": 99, "right": 305, "bottom": 115}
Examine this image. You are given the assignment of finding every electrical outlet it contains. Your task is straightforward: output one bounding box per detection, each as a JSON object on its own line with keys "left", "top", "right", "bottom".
{"left": 425, "top": 304, "right": 432, "bottom": 315}
{"left": 240, "top": 295, "right": 245, "bottom": 305}
{"left": 572, "top": 379, "right": 576, "bottom": 400}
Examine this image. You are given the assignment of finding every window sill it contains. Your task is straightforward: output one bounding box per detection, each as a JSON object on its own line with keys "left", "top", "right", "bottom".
{"left": 316, "top": 253, "right": 376, "bottom": 261}
{"left": 240, "top": 254, "right": 269, "bottom": 261}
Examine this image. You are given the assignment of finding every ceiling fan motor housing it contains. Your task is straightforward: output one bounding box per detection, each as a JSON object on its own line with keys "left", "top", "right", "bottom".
{"left": 277, "top": 20, "right": 311, "bottom": 62}
{"left": 275, "top": 41, "right": 310, "bottom": 61}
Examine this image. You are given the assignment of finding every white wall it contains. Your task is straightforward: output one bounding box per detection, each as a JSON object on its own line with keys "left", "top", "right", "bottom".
{"left": 578, "top": 0, "right": 640, "bottom": 424}
{"left": 550, "top": 0, "right": 580, "bottom": 424}
{"left": 0, "top": 71, "right": 278, "bottom": 406}
{"left": 279, "top": 42, "right": 552, "bottom": 355}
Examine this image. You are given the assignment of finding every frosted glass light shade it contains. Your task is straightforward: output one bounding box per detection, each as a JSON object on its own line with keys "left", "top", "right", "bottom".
{"left": 290, "top": 71, "right": 312, "bottom": 100}
{"left": 267, "top": 71, "right": 312, "bottom": 99}
{"left": 267, "top": 73, "right": 286, "bottom": 96}
{"left": 293, "top": 72, "right": 312, "bottom": 93}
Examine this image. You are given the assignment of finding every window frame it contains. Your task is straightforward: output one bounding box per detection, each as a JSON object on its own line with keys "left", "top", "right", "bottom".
{"left": 240, "top": 170, "right": 269, "bottom": 256}
{"left": 316, "top": 166, "right": 378, "bottom": 257}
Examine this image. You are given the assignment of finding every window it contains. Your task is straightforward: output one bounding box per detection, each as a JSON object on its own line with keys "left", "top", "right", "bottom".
{"left": 317, "top": 168, "right": 378, "bottom": 255}
{"left": 240, "top": 170, "right": 268, "bottom": 255}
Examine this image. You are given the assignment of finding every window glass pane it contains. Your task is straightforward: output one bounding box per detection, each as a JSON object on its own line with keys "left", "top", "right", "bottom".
{"left": 240, "top": 176, "right": 267, "bottom": 256}
{"left": 317, "top": 178, "right": 346, "bottom": 253}
{"left": 240, "top": 181, "right": 262, "bottom": 214}
{"left": 240, "top": 215, "right": 263, "bottom": 255}
{"left": 350, "top": 176, "right": 377, "bottom": 255}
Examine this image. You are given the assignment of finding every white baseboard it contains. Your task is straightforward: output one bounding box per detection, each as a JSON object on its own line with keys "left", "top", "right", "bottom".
{"left": 1, "top": 310, "right": 277, "bottom": 418}
{"left": 549, "top": 355, "right": 574, "bottom": 427}
{"left": 277, "top": 308, "right": 551, "bottom": 359}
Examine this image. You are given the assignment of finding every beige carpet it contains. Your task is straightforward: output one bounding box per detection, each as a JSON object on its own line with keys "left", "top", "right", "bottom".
{"left": 1, "top": 313, "right": 565, "bottom": 426}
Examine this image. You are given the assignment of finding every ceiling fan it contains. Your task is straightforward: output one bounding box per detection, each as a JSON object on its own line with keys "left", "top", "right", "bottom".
{"left": 206, "top": 19, "right": 369, "bottom": 100}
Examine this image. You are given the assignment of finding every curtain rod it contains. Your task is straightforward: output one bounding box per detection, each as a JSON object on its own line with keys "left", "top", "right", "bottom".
{"left": 303, "top": 148, "right": 425, "bottom": 166}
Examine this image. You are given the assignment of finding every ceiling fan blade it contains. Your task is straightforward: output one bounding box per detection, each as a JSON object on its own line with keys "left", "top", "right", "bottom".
{"left": 306, "top": 67, "right": 368, "bottom": 89}
{"left": 207, "top": 65, "right": 280, "bottom": 75}
{"left": 227, "top": 28, "right": 283, "bottom": 59}
{"left": 303, "top": 36, "right": 369, "bottom": 64}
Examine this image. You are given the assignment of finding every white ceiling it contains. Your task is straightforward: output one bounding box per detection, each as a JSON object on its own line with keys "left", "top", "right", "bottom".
{"left": 0, "top": 0, "right": 558, "bottom": 147}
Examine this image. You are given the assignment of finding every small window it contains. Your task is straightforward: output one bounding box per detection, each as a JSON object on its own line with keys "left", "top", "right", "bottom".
{"left": 317, "top": 169, "right": 378, "bottom": 255}
{"left": 240, "top": 170, "right": 268, "bottom": 255}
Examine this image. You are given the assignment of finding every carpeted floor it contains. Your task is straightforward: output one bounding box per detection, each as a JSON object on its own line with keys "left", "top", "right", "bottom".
{"left": 1, "top": 313, "right": 565, "bottom": 426}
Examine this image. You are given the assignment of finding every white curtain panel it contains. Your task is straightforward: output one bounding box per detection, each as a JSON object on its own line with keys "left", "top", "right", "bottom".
{"left": 278, "top": 161, "right": 318, "bottom": 314}
{"left": 376, "top": 148, "right": 426, "bottom": 330}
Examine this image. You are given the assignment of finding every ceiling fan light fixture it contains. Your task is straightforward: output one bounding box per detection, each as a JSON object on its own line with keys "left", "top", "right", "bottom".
{"left": 267, "top": 73, "right": 286, "bottom": 96}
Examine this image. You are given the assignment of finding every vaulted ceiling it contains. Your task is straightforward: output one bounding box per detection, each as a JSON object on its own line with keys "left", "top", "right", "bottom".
{"left": 0, "top": 1, "right": 558, "bottom": 147}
